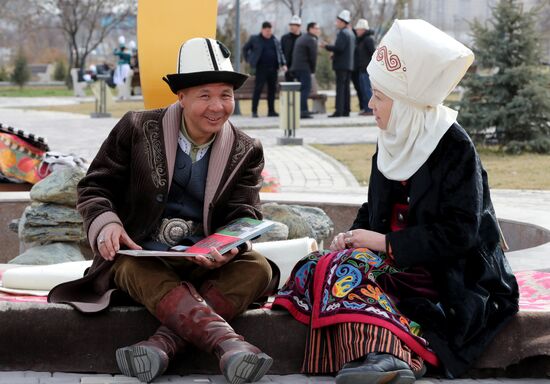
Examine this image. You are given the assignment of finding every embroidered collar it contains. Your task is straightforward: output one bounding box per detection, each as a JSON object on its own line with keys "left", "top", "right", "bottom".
{"left": 179, "top": 116, "right": 216, "bottom": 162}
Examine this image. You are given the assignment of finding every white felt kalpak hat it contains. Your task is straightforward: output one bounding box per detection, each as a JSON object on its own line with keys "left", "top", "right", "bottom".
{"left": 337, "top": 10, "right": 351, "bottom": 24}
{"left": 163, "top": 37, "right": 249, "bottom": 94}
{"left": 354, "top": 18, "right": 369, "bottom": 30}
{"left": 367, "top": 19, "right": 473, "bottom": 106}
{"left": 289, "top": 15, "right": 302, "bottom": 25}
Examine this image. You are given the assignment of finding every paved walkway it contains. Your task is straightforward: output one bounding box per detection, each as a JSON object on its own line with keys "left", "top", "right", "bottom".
{"left": 2, "top": 99, "right": 549, "bottom": 229}
{"left": 0, "top": 371, "right": 547, "bottom": 383}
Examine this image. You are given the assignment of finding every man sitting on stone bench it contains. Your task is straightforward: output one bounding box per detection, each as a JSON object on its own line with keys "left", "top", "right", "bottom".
{"left": 48, "top": 38, "right": 276, "bottom": 384}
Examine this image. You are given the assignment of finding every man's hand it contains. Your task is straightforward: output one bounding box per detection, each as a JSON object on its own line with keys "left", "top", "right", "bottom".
{"left": 191, "top": 247, "right": 239, "bottom": 270}
{"left": 96, "top": 223, "right": 142, "bottom": 261}
{"left": 281, "top": 65, "right": 288, "bottom": 73}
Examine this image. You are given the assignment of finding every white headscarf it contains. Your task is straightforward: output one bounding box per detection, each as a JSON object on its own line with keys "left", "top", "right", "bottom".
{"left": 367, "top": 19, "right": 474, "bottom": 181}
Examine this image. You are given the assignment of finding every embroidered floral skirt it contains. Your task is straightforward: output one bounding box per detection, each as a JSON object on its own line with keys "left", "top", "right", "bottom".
{"left": 273, "top": 248, "right": 439, "bottom": 374}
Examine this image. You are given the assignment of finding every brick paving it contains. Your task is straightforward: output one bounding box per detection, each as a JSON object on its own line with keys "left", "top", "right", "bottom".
{"left": 0, "top": 372, "right": 547, "bottom": 383}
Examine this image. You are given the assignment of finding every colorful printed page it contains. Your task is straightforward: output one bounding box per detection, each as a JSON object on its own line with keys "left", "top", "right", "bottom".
{"left": 118, "top": 217, "right": 275, "bottom": 257}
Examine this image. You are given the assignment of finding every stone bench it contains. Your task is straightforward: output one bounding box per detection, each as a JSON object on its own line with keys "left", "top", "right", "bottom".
{"left": 0, "top": 194, "right": 549, "bottom": 377}
{"left": 235, "top": 75, "right": 328, "bottom": 114}
{"left": 0, "top": 298, "right": 548, "bottom": 377}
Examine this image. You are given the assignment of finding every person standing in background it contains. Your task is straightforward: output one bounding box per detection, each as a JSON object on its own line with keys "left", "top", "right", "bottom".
{"left": 352, "top": 19, "right": 376, "bottom": 116}
{"left": 321, "top": 10, "right": 355, "bottom": 117}
{"left": 290, "top": 22, "right": 321, "bottom": 119}
{"left": 113, "top": 36, "right": 132, "bottom": 87}
{"left": 281, "top": 15, "right": 302, "bottom": 81}
{"left": 243, "top": 21, "right": 287, "bottom": 118}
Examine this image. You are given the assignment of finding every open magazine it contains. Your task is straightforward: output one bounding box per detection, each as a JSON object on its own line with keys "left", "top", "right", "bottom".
{"left": 117, "top": 217, "right": 275, "bottom": 258}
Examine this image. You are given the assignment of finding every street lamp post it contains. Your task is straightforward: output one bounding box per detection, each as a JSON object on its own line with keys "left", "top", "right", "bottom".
{"left": 234, "top": 0, "right": 241, "bottom": 115}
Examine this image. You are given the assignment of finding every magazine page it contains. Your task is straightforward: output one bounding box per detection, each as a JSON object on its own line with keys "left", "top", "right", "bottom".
{"left": 117, "top": 217, "right": 275, "bottom": 257}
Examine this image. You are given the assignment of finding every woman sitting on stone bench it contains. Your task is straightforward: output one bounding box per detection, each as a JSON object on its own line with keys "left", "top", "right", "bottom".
{"left": 273, "top": 19, "right": 519, "bottom": 384}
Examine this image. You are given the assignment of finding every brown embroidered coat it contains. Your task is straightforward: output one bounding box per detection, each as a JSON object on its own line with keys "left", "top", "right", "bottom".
{"left": 48, "top": 102, "right": 265, "bottom": 312}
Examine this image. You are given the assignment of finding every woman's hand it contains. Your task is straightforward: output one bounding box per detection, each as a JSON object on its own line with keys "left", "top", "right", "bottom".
{"left": 330, "top": 229, "right": 386, "bottom": 252}
{"left": 97, "top": 223, "right": 142, "bottom": 261}
{"left": 190, "top": 247, "right": 239, "bottom": 270}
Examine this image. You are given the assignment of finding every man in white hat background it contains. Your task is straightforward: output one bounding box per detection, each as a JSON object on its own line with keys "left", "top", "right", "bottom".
{"left": 48, "top": 38, "right": 276, "bottom": 384}
{"left": 352, "top": 18, "right": 376, "bottom": 116}
{"left": 321, "top": 9, "right": 355, "bottom": 117}
{"left": 281, "top": 15, "right": 302, "bottom": 81}
{"left": 243, "top": 21, "right": 287, "bottom": 117}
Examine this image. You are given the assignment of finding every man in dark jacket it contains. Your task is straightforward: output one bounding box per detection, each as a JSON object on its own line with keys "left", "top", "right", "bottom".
{"left": 49, "top": 38, "right": 275, "bottom": 384}
{"left": 280, "top": 15, "right": 302, "bottom": 81}
{"left": 322, "top": 9, "right": 355, "bottom": 117}
{"left": 290, "top": 22, "right": 321, "bottom": 118}
{"left": 352, "top": 18, "right": 376, "bottom": 115}
{"left": 243, "top": 21, "right": 287, "bottom": 117}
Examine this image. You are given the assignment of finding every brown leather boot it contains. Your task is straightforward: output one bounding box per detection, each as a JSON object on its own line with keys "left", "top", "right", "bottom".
{"left": 156, "top": 282, "right": 273, "bottom": 384}
{"left": 116, "top": 325, "right": 185, "bottom": 383}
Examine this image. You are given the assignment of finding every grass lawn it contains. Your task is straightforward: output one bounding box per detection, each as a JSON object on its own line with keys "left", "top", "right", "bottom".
{"left": 313, "top": 143, "right": 550, "bottom": 190}
{"left": 0, "top": 85, "right": 76, "bottom": 97}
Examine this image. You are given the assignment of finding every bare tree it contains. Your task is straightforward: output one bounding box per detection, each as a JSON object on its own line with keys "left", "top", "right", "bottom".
{"left": 272, "top": 0, "right": 304, "bottom": 17}
{"left": 36, "top": 0, "right": 136, "bottom": 72}
{"left": 338, "top": 0, "right": 413, "bottom": 42}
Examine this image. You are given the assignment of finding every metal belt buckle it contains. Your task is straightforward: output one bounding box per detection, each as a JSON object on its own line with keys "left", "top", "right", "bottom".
{"left": 156, "top": 218, "right": 196, "bottom": 246}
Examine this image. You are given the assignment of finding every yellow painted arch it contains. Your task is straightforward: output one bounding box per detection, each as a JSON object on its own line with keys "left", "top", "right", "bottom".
{"left": 137, "top": 0, "right": 218, "bottom": 109}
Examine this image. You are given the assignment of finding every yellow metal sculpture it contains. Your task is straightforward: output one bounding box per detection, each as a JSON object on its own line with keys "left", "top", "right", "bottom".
{"left": 137, "top": 0, "right": 218, "bottom": 109}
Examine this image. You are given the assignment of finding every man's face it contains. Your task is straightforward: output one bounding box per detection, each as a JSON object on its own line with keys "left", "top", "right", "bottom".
{"left": 178, "top": 83, "right": 235, "bottom": 143}
{"left": 289, "top": 24, "right": 301, "bottom": 34}
{"left": 335, "top": 18, "right": 347, "bottom": 29}
{"left": 356, "top": 28, "right": 366, "bottom": 37}
{"left": 309, "top": 24, "right": 321, "bottom": 37}
{"left": 261, "top": 27, "right": 273, "bottom": 39}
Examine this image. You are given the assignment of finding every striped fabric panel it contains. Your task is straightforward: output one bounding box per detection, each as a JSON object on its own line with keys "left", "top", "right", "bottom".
{"left": 303, "top": 323, "right": 423, "bottom": 374}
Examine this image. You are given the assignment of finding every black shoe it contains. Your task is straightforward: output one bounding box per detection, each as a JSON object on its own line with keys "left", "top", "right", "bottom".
{"left": 301, "top": 113, "right": 313, "bottom": 119}
{"left": 252, "top": 112, "right": 258, "bottom": 118}
{"left": 335, "top": 353, "right": 416, "bottom": 384}
{"left": 328, "top": 113, "right": 342, "bottom": 117}
{"left": 267, "top": 112, "right": 279, "bottom": 117}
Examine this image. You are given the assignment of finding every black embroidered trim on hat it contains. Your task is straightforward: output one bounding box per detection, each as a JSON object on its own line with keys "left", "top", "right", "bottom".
{"left": 177, "top": 43, "right": 184, "bottom": 73}
{"left": 217, "top": 41, "right": 231, "bottom": 58}
{"left": 205, "top": 39, "right": 219, "bottom": 71}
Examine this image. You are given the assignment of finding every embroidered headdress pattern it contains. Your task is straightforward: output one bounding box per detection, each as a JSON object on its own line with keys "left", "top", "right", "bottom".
{"left": 376, "top": 46, "right": 405, "bottom": 72}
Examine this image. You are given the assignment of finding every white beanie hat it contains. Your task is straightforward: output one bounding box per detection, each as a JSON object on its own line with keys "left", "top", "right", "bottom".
{"left": 337, "top": 10, "right": 351, "bottom": 24}
{"left": 289, "top": 15, "right": 302, "bottom": 25}
{"left": 354, "top": 19, "right": 369, "bottom": 30}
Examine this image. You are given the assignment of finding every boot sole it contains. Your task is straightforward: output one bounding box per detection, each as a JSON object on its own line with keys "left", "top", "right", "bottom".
{"left": 116, "top": 345, "right": 165, "bottom": 383}
{"left": 335, "top": 369, "right": 416, "bottom": 384}
{"left": 224, "top": 352, "right": 273, "bottom": 384}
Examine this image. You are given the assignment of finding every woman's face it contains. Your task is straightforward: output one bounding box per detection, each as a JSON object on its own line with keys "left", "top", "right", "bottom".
{"left": 368, "top": 88, "right": 393, "bottom": 130}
